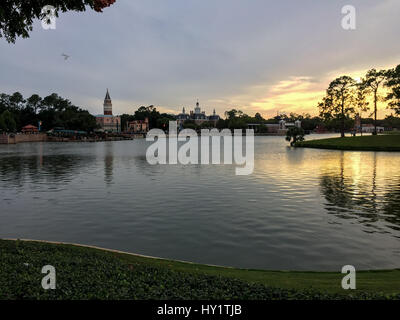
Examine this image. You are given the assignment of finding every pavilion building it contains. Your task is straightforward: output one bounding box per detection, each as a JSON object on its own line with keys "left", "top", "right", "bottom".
{"left": 95, "top": 89, "right": 121, "bottom": 133}
{"left": 176, "top": 100, "right": 220, "bottom": 127}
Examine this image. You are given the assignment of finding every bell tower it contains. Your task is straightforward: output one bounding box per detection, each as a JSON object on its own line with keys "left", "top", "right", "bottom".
{"left": 104, "top": 89, "right": 112, "bottom": 115}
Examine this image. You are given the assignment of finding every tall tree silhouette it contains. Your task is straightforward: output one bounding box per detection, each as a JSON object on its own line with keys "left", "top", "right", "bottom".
{"left": 355, "top": 79, "right": 370, "bottom": 135}
{"left": 364, "top": 69, "right": 387, "bottom": 135}
{"left": 318, "top": 76, "right": 356, "bottom": 137}
{"left": 386, "top": 64, "right": 400, "bottom": 115}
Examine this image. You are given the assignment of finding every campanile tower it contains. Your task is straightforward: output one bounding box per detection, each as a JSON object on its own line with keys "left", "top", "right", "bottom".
{"left": 104, "top": 89, "right": 112, "bottom": 115}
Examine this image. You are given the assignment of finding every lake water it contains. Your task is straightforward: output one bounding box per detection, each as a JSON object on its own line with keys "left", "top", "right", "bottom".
{"left": 1, "top": 134, "right": 400, "bottom": 271}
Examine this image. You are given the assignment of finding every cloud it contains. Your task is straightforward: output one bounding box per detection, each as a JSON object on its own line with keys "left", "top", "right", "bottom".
{"left": 0, "top": 0, "right": 399, "bottom": 119}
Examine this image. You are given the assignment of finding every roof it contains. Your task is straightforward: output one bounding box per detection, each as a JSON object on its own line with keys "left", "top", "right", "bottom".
{"left": 52, "top": 129, "right": 87, "bottom": 135}
{"left": 105, "top": 89, "right": 111, "bottom": 100}
{"left": 22, "top": 124, "right": 38, "bottom": 129}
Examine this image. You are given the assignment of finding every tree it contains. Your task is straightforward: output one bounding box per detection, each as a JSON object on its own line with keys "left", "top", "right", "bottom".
{"left": 285, "top": 127, "right": 305, "bottom": 146}
{"left": 0, "top": 110, "right": 17, "bottom": 132}
{"left": 134, "top": 105, "right": 160, "bottom": 129}
{"left": 9, "top": 92, "right": 25, "bottom": 111}
{"left": 0, "top": 91, "right": 100, "bottom": 131}
{"left": 382, "top": 114, "right": 400, "bottom": 129}
{"left": 26, "top": 94, "right": 42, "bottom": 114}
{"left": 364, "top": 69, "right": 387, "bottom": 135}
{"left": 319, "top": 76, "right": 356, "bottom": 137}
{"left": 216, "top": 119, "right": 227, "bottom": 130}
{"left": 254, "top": 112, "right": 264, "bottom": 122}
{"left": 354, "top": 80, "right": 370, "bottom": 135}
{"left": 299, "top": 114, "right": 323, "bottom": 131}
{"left": 200, "top": 121, "right": 214, "bottom": 129}
{"left": 386, "top": 64, "right": 400, "bottom": 116}
{"left": 120, "top": 113, "right": 135, "bottom": 132}
{"left": 0, "top": 0, "right": 116, "bottom": 43}
{"left": 224, "top": 109, "right": 239, "bottom": 120}
{"left": 0, "top": 113, "right": 6, "bottom": 132}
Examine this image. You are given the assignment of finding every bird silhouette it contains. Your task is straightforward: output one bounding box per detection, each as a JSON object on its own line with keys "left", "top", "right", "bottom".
{"left": 61, "top": 53, "right": 70, "bottom": 60}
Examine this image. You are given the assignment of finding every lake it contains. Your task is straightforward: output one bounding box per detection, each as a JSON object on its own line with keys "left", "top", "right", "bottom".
{"left": 1, "top": 134, "right": 399, "bottom": 271}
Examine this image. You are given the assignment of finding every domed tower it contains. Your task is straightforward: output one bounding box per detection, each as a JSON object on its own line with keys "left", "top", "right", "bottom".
{"left": 194, "top": 100, "right": 201, "bottom": 114}
{"left": 104, "top": 89, "right": 112, "bottom": 115}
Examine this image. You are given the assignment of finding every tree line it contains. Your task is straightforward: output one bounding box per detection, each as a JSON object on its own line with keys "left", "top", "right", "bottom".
{"left": 120, "top": 106, "right": 176, "bottom": 132}
{"left": 2, "top": 88, "right": 400, "bottom": 134}
{"left": 318, "top": 63, "right": 400, "bottom": 137}
{"left": 0, "top": 92, "right": 98, "bottom": 132}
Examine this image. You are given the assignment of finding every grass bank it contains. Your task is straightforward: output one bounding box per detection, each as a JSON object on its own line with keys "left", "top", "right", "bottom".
{"left": 296, "top": 134, "right": 400, "bottom": 151}
{"left": 1, "top": 239, "right": 400, "bottom": 299}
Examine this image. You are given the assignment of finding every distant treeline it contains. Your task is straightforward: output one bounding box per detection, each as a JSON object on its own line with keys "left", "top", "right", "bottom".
{"left": 215, "top": 110, "right": 400, "bottom": 132}
{"left": 2, "top": 79, "right": 400, "bottom": 134}
{"left": 0, "top": 92, "right": 98, "bottom": 132}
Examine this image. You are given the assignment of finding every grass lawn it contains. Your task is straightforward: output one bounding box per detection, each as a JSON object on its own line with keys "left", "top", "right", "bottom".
{"left": 296, "top": 134, "right": 400, "bottom": 151}
{"left": 1, "top": 239, "right": 399, "bottom": 299}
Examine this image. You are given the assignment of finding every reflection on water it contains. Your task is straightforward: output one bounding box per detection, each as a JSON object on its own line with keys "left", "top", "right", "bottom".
{"left": 104, "top": 142, "right": 114, "bottom": 185}
{"left": 0, "top": 154, "right": 92, "bottom": 186}
{"left": 319, "top": 152, "right": 400, "bottom": 234}
{"left": 0, "top": 136, "right": 399, "bottom": 270}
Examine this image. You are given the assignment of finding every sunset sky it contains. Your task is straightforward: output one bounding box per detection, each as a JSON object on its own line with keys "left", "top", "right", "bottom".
{"left": 1, "top": 0, "right": 400, "bottom": 119}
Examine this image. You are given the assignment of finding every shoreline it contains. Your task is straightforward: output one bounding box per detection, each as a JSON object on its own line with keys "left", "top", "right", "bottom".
{"left": 1, "top": 239, "right": 400, "bottom": 299}
{"left": 3, "top": 238, "right": 397, "bottom": 273}
{"left": 0, "top": 133, "right": 146, "bottom": 145}
{"left": 296, "top": 135, "right": 400, "bottom": 152}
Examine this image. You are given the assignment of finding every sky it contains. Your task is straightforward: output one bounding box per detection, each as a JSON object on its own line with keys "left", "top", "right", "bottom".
{"left": 1, "top": 0, "right": 400, "bottom": 119}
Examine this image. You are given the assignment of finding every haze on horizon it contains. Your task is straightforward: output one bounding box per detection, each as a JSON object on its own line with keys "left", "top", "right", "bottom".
{"left": 0, "top": 0, "right": 399, "bottom": 119}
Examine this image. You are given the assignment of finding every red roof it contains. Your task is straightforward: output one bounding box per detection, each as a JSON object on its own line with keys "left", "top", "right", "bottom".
{"left": 21, "top": 124, "right": 39, "bottom": 132}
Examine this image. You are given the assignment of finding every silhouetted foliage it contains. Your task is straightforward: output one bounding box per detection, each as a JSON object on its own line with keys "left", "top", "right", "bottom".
{"left": 364, "top": 69, "right": 387, "bottom": 135}
{"left": 318, "top": 76, "right": 356, "bottom": 137}
{"left": 316, "top": 63, "right": 400, "bottom": 134}
{"left": 386, "top": 64, "right": 400, "bottom": 115}
{"left": 0, "top": 0, "right": 116, "bottom": 43}
{"left": 0, "top": 92, "right": 98, "bottom": 132}
{"left": 285, "top": 127, "right": 305, "bottom": 146}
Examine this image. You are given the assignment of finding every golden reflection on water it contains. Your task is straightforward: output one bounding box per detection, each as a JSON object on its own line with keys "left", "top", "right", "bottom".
{"left": 316, "top": 152, "right": 399, "bottom": 232}
{"left": 254, "top": 148, "right": 400, "bottom": 233}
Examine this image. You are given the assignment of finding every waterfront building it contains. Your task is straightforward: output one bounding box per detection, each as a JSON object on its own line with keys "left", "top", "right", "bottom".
{"left": 247, "top": 120, "right": 302, "bottom": 134}
{"left": 126, "top": 118, "right": 149, "bottom": 133}
{"left": 176, "top": 101, "right": 220, "bottom": 127}
{"left": 176, "top": 107, "right": 191, "bottom": 127}
{"left": 354, "top": 115, "right": 385, "bottom": 134}
{"left": 95, "top": 89, "right": 121, "bottom": 133}
{"left": 360, "top": 123, "right": 385, "bottom": 133}
{"left": 21, "top": 124, "right": 39, "bottom": 134}
{"left": 279, "top": 120, "right": 302, "bottom": 130}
